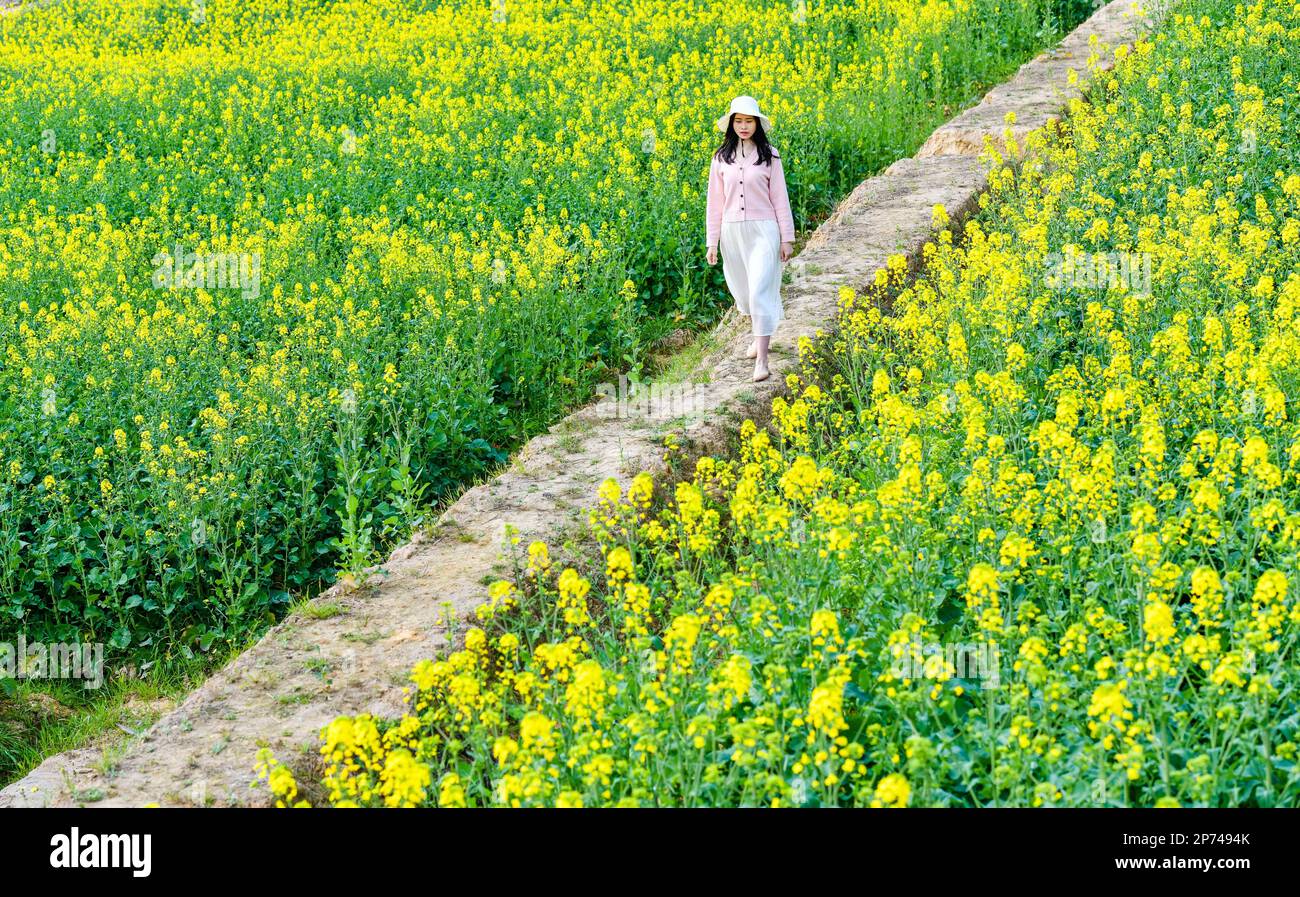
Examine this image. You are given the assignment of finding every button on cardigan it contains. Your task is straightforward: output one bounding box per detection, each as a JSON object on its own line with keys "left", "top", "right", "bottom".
{"left": 705, "top": 146, "right": 795, "bottom": 251}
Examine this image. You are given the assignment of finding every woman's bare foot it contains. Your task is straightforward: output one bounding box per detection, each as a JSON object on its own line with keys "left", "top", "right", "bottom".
{"left": 746, "top": 340, "right": 758, "bottom": 359}
{"left": 752, "top": 361, "right": 770, "bottom": 382}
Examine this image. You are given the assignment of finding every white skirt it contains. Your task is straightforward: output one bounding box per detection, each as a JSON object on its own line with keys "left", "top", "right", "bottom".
{"left": 720, "top": 218, "right": 783, "bottom": 337}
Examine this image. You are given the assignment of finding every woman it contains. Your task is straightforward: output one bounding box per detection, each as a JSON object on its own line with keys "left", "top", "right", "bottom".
{"left": 705, "top": 95, "right": 795, "bottom": 382}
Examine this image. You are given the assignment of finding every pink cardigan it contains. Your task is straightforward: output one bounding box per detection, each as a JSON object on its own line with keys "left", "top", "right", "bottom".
{"left": 705, "top": 146, "right": 795, "bottom": 250}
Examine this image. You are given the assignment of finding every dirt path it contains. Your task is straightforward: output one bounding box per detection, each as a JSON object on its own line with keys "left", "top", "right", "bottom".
{"left": 0, "top": 0, "right": 1156, "bottom": 808}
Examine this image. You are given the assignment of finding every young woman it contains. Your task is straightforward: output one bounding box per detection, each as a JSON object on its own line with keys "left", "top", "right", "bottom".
{"left": 705, "top": 95, "right": 795, "bottom": 382}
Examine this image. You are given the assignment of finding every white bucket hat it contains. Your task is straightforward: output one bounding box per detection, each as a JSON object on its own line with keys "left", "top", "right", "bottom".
{"left": 716, "top": 95, "right": 772, "bottom": 134}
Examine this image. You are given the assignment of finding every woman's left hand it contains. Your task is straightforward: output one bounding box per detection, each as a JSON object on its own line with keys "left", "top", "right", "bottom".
{"left": 780, "top": 242, "right": 793, "bottom": 262}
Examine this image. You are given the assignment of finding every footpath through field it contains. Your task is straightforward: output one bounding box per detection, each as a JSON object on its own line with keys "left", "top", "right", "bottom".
{"left": 1, "top": 0, "right": 1157, "bottom": 807}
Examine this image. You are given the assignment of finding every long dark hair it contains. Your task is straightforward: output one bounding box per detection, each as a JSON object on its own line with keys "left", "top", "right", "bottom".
{"left": 713, "top": 115, "right": 779, "bottom": 166}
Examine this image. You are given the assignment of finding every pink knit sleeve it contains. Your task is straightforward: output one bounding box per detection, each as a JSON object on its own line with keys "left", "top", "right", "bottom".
{"left": 768, "top": 152, "right": 795, "bottom": 244}
{"left": 706, "top": 155, "right": 723, "bottom": 250}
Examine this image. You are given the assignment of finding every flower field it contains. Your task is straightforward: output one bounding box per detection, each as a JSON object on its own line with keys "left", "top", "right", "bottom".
{"left": 0, "top": 0, "right": 1092, "bottom": 661}
{"left": 258, "top": 0, "right": 1300, "bottom": 807}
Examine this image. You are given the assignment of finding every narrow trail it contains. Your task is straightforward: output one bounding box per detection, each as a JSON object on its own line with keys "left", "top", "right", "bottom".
{"left": 1, "top": 0, "right": 1155, "bottom": 808}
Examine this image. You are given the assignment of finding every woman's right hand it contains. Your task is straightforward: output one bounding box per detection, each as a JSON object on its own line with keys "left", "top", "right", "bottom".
{"left": 706, "top": 246, "right": 717, "bottom": 266}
